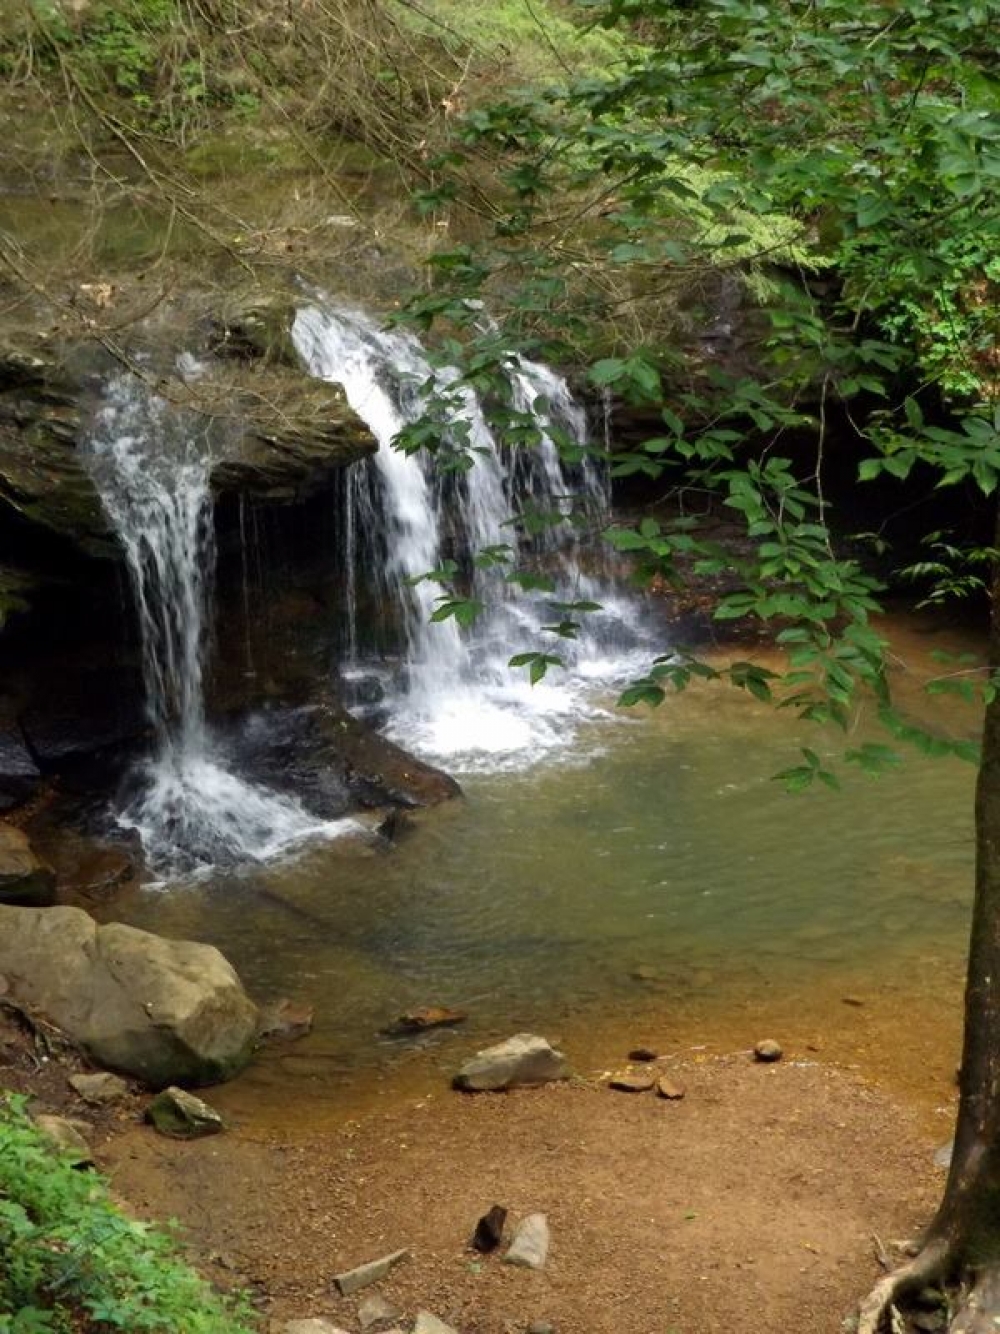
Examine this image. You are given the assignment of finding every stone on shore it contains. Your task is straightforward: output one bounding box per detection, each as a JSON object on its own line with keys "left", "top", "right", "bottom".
{"left": 753, "top": 1039, "right": 783, "bottom": 1063}
{"left": 358, "top": 1292, "right": 400, "bottom": 1331}
{"left": 279, "top": 1322, "right": 351, "bottom": 1334}
{"left": 504, "top": 1213, "right": 550, "bottom": 1270}
{"left": 68, "top": 1071, "right": 130, "bottom": 1105}
{"left": 471, "top": 1203, "right": 507, "bottom": 1253}
{"left": 332, "top": 1248, "right": 409, "bottom": 1296}
{"left": 453, "top": 1034, "right": 569, "bottom": 1092}
{"left": 609, "top": 1073, "right": 655, "bottom": 1093}
{"left": 0, "top": 905, "right": 259, "bottom": 1087}
{"left": 413, "top": 1315, "right": 458, "bottom": 1334}
{"left": 34, "top": 1114, "right": 93, "bottom": 1166}
{"left": 656, "top": 1077, "right": 686, "bottom": 1100}
{"left": 146, "top": 1087, "right": 224, "bottom": 1139}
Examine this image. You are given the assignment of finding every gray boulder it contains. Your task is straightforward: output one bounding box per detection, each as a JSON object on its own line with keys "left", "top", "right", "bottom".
{"left": 453, "top": 1034, "right": 569, "bottom": 1092}
{"left": 0, "top": 905, "right": 259, "bottom": 1087}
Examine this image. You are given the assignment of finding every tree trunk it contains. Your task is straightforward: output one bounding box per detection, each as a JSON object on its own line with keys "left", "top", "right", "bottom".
{"left": 861, "top": 509, "right": 1000, "bottom": 1332}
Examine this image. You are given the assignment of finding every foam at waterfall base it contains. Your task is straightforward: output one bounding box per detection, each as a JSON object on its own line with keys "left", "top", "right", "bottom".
{"left": 382, "top": 643, "right": 655, "bottom": 774}
{"left": 119, "top": 750, "right": 359, "bottom": 877}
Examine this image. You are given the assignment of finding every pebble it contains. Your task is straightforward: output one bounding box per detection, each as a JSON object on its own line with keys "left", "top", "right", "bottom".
{"left": 505, "top": 1213, "right": 550, "bottom": 1270}
{"left": 608, "top": 1073, "right": 655, "bottom": 1093}
{"left": 629, "top": 966, "right": 657, "bottom": 982}
{"left": 471, "top": 1203, "right": 507, "bottom": 1253}
{"left": 68, "top": 1071, "right": 130, "bottom": 1105}
{"left": 34, "top": 1114, "right": 93, "bottom": 1166}
{"left": 753, "top": 1039, "right": 783, "bottom": 1063}
{"left": 358, "top": 1292, "right": 399, "bottom": 1331}
{"left": 332, "top": 1248, "right": 409, "bottom": 1296}
{"left": 655, "top": 1077, "right": 686, "bottom": 1100}
{"left": 280, "top": 1322, "right": 350, "bottom": 1334}
{"left": 527, "top": 1324, "right": 555, "bottom": 1334}
{"left": 413, "top": 1315, "right": 458, "bottom": 1334}
{"left": 627, "top": 1047, "right": 658, "bottom": 1062}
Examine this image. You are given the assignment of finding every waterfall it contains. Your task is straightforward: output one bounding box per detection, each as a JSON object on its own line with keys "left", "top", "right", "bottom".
{"left": 292, "top": 303, "right": 650, "bottom": 770}
{"left": 86, "top": 367, "right": 345, "bottom": 874}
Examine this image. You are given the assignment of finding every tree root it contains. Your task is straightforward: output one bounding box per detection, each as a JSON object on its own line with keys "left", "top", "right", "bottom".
{"left": 857, "top": 1237, "right": 952, "bottom": 1334}
{"left": 949, "top": 1265, "right": 1000, "bottom": 1333}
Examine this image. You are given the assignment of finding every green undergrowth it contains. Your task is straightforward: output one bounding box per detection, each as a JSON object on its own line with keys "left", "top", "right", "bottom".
{"left": 0, "top": 1095, "right": 256, "bottom": 1334}
{"left": 389, "top": 0, "right": 634, "bottom": 83}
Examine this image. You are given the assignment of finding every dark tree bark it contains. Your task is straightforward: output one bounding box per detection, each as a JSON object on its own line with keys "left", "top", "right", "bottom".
{"left": 861, "top": 513, "right": 1000, "bottom": 1333}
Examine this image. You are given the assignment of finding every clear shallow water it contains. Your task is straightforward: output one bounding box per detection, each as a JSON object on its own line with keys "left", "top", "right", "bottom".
{"left": 109, "top": 617, "right": 979, "bottom": 1123}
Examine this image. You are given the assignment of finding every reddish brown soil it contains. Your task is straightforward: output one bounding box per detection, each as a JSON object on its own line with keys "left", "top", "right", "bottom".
{"left": 93, "top": 1053, "right": 943, "bottom": 1334}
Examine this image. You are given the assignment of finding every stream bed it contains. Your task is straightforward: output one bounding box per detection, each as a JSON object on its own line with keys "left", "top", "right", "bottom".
{"left": 106, "top": 613, "right": 980, "bottom": 1128}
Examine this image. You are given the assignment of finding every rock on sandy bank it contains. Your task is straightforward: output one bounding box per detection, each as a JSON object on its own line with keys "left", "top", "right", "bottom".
{"left": 0, "top": 905, "right": 258, "bottom": 1087}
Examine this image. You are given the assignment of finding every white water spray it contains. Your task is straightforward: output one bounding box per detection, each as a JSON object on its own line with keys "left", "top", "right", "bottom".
{"left": 87, "top": 369, "right": 349, "bottom": 874}
{"left": 292, "top": 303, "right": 651, "bottom": 770}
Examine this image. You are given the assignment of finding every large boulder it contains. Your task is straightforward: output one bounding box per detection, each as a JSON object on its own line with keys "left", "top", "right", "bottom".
{"left": 0, "top": 826, "right": 56, "bottom": 906}
{"left": 0, "top": 905, "right": 259, "bottom": 1087}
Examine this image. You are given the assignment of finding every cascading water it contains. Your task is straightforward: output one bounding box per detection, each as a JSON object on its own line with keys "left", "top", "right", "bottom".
{"left": 292, "top": 303, "right": 652, "bottom": 769}
{"left": 87, "top": 366, "right": 346, "bottom": 874}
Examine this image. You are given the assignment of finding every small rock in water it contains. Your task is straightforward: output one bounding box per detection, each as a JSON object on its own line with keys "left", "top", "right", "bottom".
{"left": 504, "top": 1213, "right": 550, "bottom": 1270}
{"left": 413, "top": 1315, "right": 458, "bottom": 1334}
{"left": 257, "top": 999, "right": 315, "bottom": 1043}
{"left": 68, "top": 1071, "right": 130, "bottom": 1105}
{"left": 471, "top": 1203, "right": 507, "bottom": 1253}
{"left": 753, "top": 1039, "right": 783, "bottom": 1063}
{"left": 453, "top": 1034, "right": 568, "bottom": 1092}
{"left": 358, "top": 1292, "right": 399, "bottom": 1331}
{"left": 627, "top": 1046, "right": 658, "bottom": 1062}
{"left": 629, "top": 966, "right": 658, "bottom": 983}
{"left": 655, "top": 1077, "right": 686, "bottom": 1100}
{"left": 608, "top": 1073, "right": 655, "bottom": 1093}
{"left": 34, "top": 1114, "right": 94, "bottom": 1166}
{"left": 332, "top": 1248, "right": 409, "bottom": 1296}
{"left": 383, "top": 1006, "right": 467, "bottom": 1037}
{"left": 145, "top": 1087, "right": 224, "bottom": 1139}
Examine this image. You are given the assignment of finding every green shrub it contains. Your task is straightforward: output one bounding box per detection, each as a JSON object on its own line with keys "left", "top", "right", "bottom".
{"left": 0, "top": 1095, "right": 256, "bottom": 1334}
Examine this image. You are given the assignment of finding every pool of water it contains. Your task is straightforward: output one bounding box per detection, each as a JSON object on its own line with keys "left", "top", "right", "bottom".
{"left": 108, "top": 614, "right": 980, "bottom": 1125}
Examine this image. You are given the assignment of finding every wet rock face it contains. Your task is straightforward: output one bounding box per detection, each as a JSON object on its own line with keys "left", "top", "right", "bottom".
{"left": 0, "top": 301, "right": 376, "bottom": 583}
{"left": 0, "top": 726, "right": 41, "bottom": 812}
{"left": 0, "top": 825, "right": 56, "bottom": 906}
{"left": 0, "top": 338, "right": 114, "bottom": 559}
